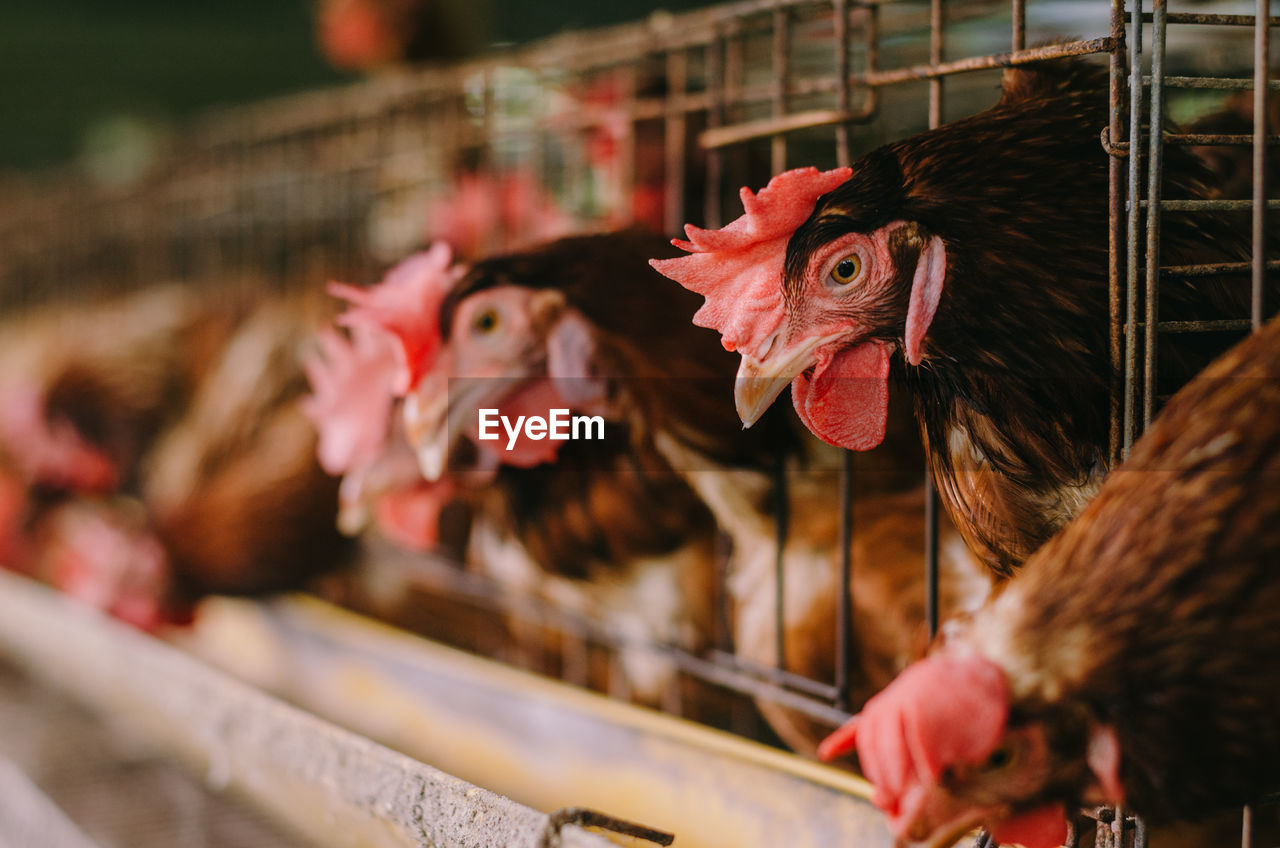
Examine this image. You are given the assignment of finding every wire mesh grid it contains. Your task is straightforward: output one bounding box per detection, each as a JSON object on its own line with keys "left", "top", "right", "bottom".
{"left": 0, "top": 1, "right": 1275, "bottom": 846}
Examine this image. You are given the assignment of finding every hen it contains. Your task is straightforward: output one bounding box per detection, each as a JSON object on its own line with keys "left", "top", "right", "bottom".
{"left": 653, "top": 57, "right": 1272, "bottom": 577}
{"left": 141, "top": 295, "right": 353, "bottom": 600}
{"left": 0, "top": 285, "right": 242, "bottom": 495}
{"left": 392, "top": 231, "right": 797, "bottom": 702}
{"left": 0, "top": 287, "right": 351, "bottom": 628}
{"left": 818, "top": 314, "right": 1280, "bottom": 848}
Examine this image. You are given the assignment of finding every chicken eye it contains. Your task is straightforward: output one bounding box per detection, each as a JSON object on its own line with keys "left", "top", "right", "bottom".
{"left": 981, "top": 743, "right": 1017, "bottom": 772}
{"left": 473, "top": 309, "right": 499, "bottom": 334}
{"left": 830, "top": 254, "right": 862, "bottom": 285}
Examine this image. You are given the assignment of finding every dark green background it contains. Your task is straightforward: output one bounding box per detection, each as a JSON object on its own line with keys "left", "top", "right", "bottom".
{"left": 0, "top": 0, "right": 713, "bottom": 172}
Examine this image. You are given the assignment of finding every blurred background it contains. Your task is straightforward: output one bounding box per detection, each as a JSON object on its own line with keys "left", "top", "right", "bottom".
{"left": 0, "top": 0, "right": 722, "bottom": 172}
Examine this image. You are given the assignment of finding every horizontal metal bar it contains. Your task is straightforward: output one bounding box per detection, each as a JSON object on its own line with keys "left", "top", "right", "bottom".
{"left": 1156, "top": 319, "right": 1255, "bottom": 332}
{"left": 1146, "top": 75, "right": 1280, "bottom": 90}
{"left": 1139, "top": 11, "right": 1280, "bottom": 26}
{"left": 1161, "top": 260, "right": 1280, "bottom": 277}
{"left": 706, "top": 649, "right": 842, "bottom": 701}
{"left": 858, "top": 37, "right": 1115, "bottom": 87}
{"left": 672, "top": 651, "right": 853, "bottom": 726}
{"left": 1126, "top": 318, "right": 1255, "bottom": 333}
{"left": 352, "top": 548, "right": 854, "bottom": 718}
{"left": 1111, "top": 133, "right": 1280, "bottom": 153}
{"left": 1105, "top": 132, "right": 1280, "bottom": 153}
{"left": 1167, "top": 132, "right": 1280, "bottom": 145}
{"left": 701, "top": 108, "right": 869, "bottom": 148}
{"left": 1140, "top": 199, "right": 1280, "bottom": 210}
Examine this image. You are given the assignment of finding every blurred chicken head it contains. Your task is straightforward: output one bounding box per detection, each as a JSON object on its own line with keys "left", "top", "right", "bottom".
{"left": 307, "top": 247, "right": 467, "bottom": 546}
{"left": 0, "top": 378, "right": 118, "bottom": 492}
{"left": 405, "top": 283, "right": 607, "bottom": 480}
{"left": 329, "top": 242, "right": 464, "bottom": 394}
{"left": 41, "top": 500, "right": 190, "bottom": 632}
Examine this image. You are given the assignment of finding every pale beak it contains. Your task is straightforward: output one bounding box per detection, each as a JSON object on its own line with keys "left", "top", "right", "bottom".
{"left": 404, "top": 372, "right": 522, "bottom": 482}
{"left": 734, "top": 331, "right": 844, "bottom": 427}
{"left": 403, "top": 373, "right": 450, "bottom": 482}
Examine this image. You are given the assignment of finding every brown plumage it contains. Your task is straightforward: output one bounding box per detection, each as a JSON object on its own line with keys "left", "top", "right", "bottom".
{"left": 656, "top": 57, "right": 1276, "bottom": 579}
{"left": 0, "top": 286, "right": 247, "bottom": 494}
{"left": 819, "top": 314, "right": 1280, "bottom": 847}
{"left": 141, "top": 296, "right": 352, "bottom": 598}
{"left": 798, "top": 59, "right": 1270, "bottom": 576}
{"left": 965, "top": 313, "right": 1280, "bottom": 820}
{"left": 0, "top": 286, "right": 350, "bottom": 628}
{"left": 424, "top": 230, "right": 803, "bottom": 551}
{"left": 406, "top": 231, "right": 800, "bottom": 701}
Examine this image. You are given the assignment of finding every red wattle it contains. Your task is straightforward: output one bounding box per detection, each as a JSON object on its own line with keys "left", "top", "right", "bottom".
{"left": 993, "top": 804, "right": 1070, "bottom": 848}
{"left": 483, "top": 379, "right": 571, "bottom": 469}
{"left": 791, "top": 341, "right": 891, "bottom": 451}
{"left": 375, "top": 480, "right": 454, "bottom": 552}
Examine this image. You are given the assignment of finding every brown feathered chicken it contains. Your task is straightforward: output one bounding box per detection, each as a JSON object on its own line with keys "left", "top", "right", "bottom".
{"left": 0, "top": 285, "right": 242, "bottom": 495}
{"left": 817, "top": 313, "right": 1280, "bottom": 848}
{"left": 391, "top": 231, "right": 799, "bottom": 702}
{"left": 140, "top": 296, "right": 353, "bottom": 600}
{"left": 652, "top": 57, "right": 1273, "bottom": 578}
{"left": 0, "top": 288, "right": 351, "bottom": 628}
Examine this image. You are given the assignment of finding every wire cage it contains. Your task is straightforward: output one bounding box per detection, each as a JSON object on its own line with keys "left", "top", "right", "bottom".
{"left": 0, "top": 1, "right": 1275, "bottom": 847}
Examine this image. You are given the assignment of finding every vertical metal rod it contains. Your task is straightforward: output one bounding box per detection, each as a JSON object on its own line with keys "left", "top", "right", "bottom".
{"left": 923, "top": 0, "right": 944, "bottom": 640}
{"left": 834, "top": 0, "right": 852, "bottom": 168}
{"left": 705, "top": 32, "right": 725, "bottom": 229}
{"left": 835, "top": 450, "right": 855, "bottom": 709}
{"left": 1064, "top": 818, "right": 1081, "bottom": 848}
{"left": 1011, "top": 0, "right": 1026, "bottom": 51}
{"left": 929, "top": 0, "right": 944, "bottom": 127}
{"left": 664, "top": 50, "right": 689, "bottom": 235}
{"left": 1242, "top": 805, "right": 1254, "bottom": 848}
{"left": 924, "top": 473, "right": 940, "bottom": 637}
{"left": 1253, "top": 0, "right": 1271, "bottom": 329}
{"left": 1142, "top": 0, "right": 1168, "bottom": 428}
{"left": 773, "top": 455, "right": 789, "bottom": 671}
{"left": 1107, "top": 0, "right": 1127, "bottom": 464}
{"left": 1124, "top": 0, "right": 1145, "bottom": 455}
{"left": 772, "top": 8, "right": 790, "bottom": 174}
{"left": 1134, "top": 811, "right": 1148, "bottom": 848}
{"left": 617, "top": 66, "right": 639, "bottom": 228}
{"left": 832, "top": 0, "right": 857, "bottom": 708}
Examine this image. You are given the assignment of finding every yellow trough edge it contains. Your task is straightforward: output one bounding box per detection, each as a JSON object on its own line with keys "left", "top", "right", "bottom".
{"left": 181, "top": 592, "right": 895, "bottom": 848}
{"left": 0, "top": 572, "right": 634, "bottom": 848}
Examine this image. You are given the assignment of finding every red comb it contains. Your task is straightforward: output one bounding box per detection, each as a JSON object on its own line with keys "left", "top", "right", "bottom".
{"left": 649, "top": 167, "right": 851, "bottom": 354}
{"left": 330, "top": 242, "right": 464, "bottom": 394}
{"left": 303, "top": 324, "right": 398, "bottom": 476}
{"left": 819, "top": 655, "right": 1010, "bottom": 822}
